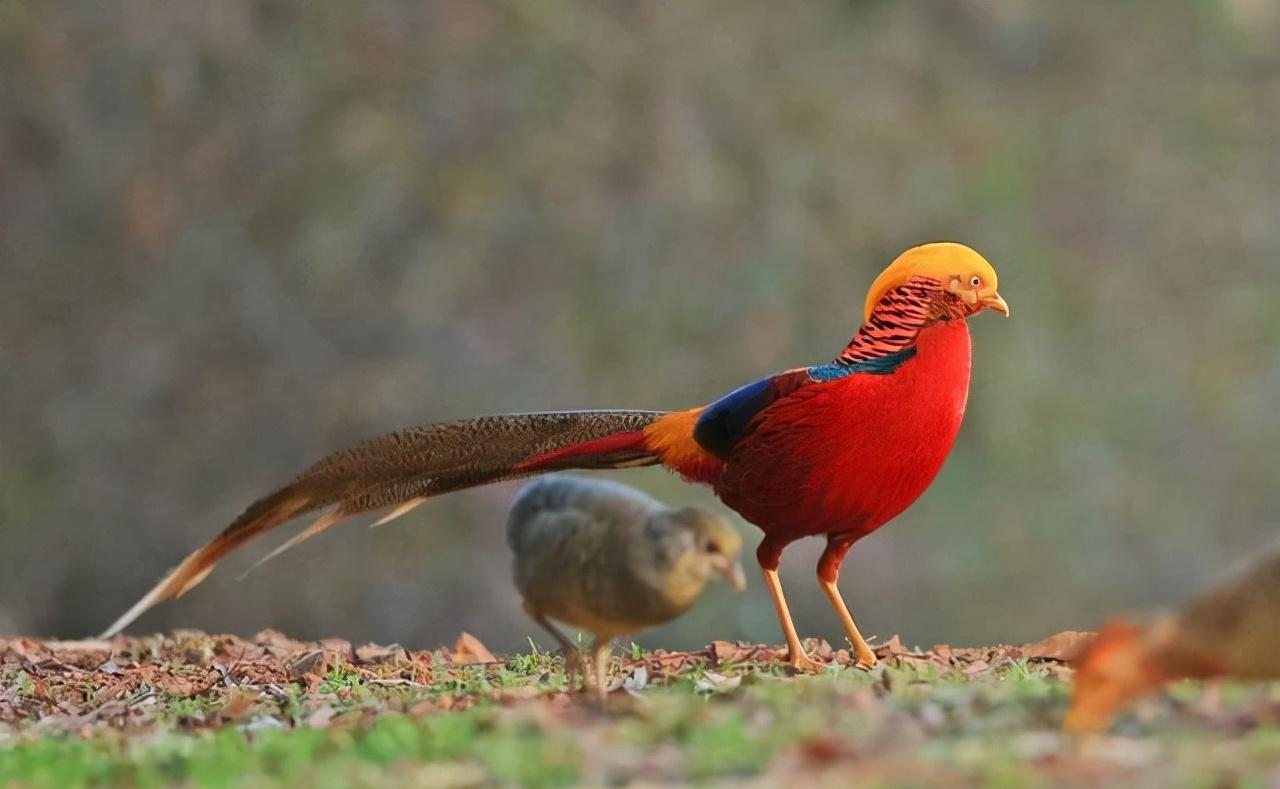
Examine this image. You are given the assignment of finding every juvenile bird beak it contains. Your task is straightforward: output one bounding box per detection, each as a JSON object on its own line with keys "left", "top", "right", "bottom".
{"left": 719, "top": 559, "right": 748, "bottom": 592}
{"left": 981, "top": 292, "right": 1010, "bottom": 316}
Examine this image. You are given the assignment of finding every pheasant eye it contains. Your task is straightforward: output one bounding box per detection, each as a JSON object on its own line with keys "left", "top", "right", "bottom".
{"left": 969, "top": 275, "right": 982, "bottom": 287}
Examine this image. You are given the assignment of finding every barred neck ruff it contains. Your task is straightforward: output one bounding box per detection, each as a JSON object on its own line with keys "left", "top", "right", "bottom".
{"left": 834, "top": 277, "right": 970, "bottom": 366}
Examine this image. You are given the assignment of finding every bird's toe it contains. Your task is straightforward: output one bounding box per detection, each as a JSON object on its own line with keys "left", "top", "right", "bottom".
{"left": 852, "top": 648, "right": 878, "bottom": 670}
{"left": 788, "top": 652, "right": 827, "bottom": 674}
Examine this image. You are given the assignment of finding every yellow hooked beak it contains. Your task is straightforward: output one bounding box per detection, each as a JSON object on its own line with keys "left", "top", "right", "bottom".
{"left": 981, "top": 292, "right": 1010, "bottom": 317}
{"left": 945, "top": 276, "right": 1010, "bottom": 317}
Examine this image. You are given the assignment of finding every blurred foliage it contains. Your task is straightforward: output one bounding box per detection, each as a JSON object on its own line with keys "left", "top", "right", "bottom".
{"left": 1, "top": 0, "right": 1279, "bottom": 650}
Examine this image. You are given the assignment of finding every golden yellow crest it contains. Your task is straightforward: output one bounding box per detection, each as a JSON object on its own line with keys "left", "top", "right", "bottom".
{"left": 862, "top": 242, "right": 1006, "bottom": 322}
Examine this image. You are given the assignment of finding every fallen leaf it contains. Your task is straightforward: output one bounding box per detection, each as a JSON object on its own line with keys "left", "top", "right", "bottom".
{"left": 452, "top": 633, "right": 496, "bottom": 664}
{"left": 319, "top": 639, "right": 354, "bottom": 659}
{"left": 98, "top": 659, "right": 123, "bottom": 675}
{"left": 1021, "top": 631, "right": 1097, "bottom": 662}
{"left": 709, "top": 640, "right": 775, "bottom": 665}
{"left": 355, "top": 643, "right": 408, "bottom": 664}
{"left": 806, "top": 639, "right": 835, "bottom": 660}
{"left": 286, "top": 650, "right": 329, "bottom": 679}
{"left": 710, "top": 640, "right": 740, "bottom": 663}
{"left": 961, "top": 660, "right": 991, "bottom": 675}
{"left": 873, "top": 635, "right": 921, "bottom": 659}
{"left": 624, "top": 666, "right": 649, "bottom": 691}
{"left": 254, "top": 629, "right": 301, "bottom": 651}
{"left": 695, "top": 671, "right": 742, "bottom": 694}
{"left": 218, "top": 690, "right": 258, "bottom": 721}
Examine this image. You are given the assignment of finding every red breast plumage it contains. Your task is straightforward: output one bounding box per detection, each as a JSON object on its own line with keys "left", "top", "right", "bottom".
{"left": 714, "top": 318, "right": 971, "bottom": 544}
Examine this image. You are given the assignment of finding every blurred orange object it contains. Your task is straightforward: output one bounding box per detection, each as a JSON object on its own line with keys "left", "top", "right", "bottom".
{"left": 1066, "top": 545, "right": 1280, "bottom": 733}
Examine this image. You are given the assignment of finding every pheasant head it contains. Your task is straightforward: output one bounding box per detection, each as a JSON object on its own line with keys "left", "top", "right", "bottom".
{"left": 862, "top": 242, "right": 1009, "bottom": 322}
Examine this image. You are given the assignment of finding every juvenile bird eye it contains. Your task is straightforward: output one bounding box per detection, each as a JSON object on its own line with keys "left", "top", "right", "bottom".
{"left": 705, "top": 540, "right": 722, "bottom": 554}
{"left": 969, "top": 275, "right": 982, "bottom": 287}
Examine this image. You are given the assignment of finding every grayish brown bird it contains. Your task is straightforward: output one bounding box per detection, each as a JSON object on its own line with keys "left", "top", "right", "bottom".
{"left": 1066, "top": 539, "right": 1280, "bottom": 733}
{"left": 506, "top": 475, "right": 747, "bottom": 695}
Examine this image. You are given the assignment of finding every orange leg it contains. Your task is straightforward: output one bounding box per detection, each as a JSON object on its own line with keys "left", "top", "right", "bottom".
{"left": 758, "top": 537, "right": 824, "bottom": 673}
{"left": 818, "top": 533, "right": 877, "bottom": 668}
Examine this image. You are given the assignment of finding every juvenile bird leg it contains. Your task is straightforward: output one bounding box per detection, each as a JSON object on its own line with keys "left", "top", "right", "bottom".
{"left": 524, "top": 603, "right": 585, "bottom": 687}
{"left": 592, "top": 640, "right": 613, "bottom": 702}
{"left": 818, "top": 533, "right": 877, "bottom": 668}
{"left": 757, "top": 538, "right": 823, "bottom": 673}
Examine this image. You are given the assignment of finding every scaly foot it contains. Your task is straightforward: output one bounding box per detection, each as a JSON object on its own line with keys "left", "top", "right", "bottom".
{"left": 851, "top": 641, "right": 878, "bottom": 669}
{"left": 787, "top": 649, "right": 826, "bottom": 674}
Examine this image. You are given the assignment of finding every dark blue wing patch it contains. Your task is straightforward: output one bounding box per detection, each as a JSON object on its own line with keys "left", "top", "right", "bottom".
{"left": 694, "top": 346, "right": 919, "bottom": 460}
{"left": 807, "top": 345, "right": 917, "bottom": 382}
{"left": 693, "top": 376, "right": 779, "bottom": 461}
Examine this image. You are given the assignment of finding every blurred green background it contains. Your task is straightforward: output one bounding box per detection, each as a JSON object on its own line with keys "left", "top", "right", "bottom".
{"left": 2, "top": 0, "right": 1278, "bottom": 653}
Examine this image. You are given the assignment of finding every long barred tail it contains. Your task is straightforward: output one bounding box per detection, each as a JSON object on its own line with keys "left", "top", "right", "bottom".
{"left": 100, "top": 410, "right": 666, "bottom": 637}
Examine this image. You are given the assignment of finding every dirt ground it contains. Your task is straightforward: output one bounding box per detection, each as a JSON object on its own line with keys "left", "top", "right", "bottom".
{"left": 4, "top": 630, "right": 1280, "bottom": 789}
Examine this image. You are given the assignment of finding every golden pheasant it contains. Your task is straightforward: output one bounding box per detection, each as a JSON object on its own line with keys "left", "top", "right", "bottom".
{"left": 101, "top": 242, "right": 1008, "bottom": 671}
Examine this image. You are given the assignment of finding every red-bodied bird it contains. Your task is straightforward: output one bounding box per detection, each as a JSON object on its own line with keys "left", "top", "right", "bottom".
{"left": 102, "top": 242, "right": 1009, "bottom": 670}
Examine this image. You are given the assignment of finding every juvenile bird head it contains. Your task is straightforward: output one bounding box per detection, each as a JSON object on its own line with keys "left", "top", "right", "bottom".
{"left": 863, "top": 242, "right": 1009, "bottom": 322}
{"left": 1064, "top": 618, "right": 1172, "bottom": 734}
{"left": 666, "top": 507, "right": 748, "bottom": 592}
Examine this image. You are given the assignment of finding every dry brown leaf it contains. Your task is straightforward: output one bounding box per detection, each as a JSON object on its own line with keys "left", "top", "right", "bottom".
{"left": 6, "top": 639, "right": 53, "bottom": 665}
{"left": 695, "top": 671, "right": 742, "bottom": 694}
{"left": 710, "top": 640, "right": 740, "bottom": 663}
{"left": 319, "top": 639, "right": 354, "bottom": 659}
{"left": 993, "top": 646, "right": 1026, "bottom": 663}
{"left": 1021, "top": 631, "right": 1097, "bottom": 662}
{"left": 806, "top": 639, "right": 835, "bottom": 660}
{"left": 709, "top": 640, "right": 774, "bottom": 665}
{"left": 218, "top": 690, "right": 258, "bottom": 721}
{"left": 286, "top": 650, "right": 329, "bottom": 679}
{"left": 452, "top": 632, "right": 497, "bottom": 664}
{"left": 355, "top": 643, "right": 408, "bottom": 665}
{"left": 873, "top": 635, "right": 920, "bottom": 658}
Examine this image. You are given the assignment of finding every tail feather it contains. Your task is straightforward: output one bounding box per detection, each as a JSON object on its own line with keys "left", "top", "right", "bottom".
{"left": 368, "top": 498, "right": 428, "bottom": 529}
{"left": 101, "top": 409, "right": 666, "bottom": 638}
{"left": 238, "top": 506, "right": 350, "bottom": 580}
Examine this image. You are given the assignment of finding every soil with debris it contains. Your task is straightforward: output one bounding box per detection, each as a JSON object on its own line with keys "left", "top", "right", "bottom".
{"left": 6, "top": 629, "right": 1280, "bottom": 789}
{"left": 0, "top": 629, "right": 1090, "bottom": 734}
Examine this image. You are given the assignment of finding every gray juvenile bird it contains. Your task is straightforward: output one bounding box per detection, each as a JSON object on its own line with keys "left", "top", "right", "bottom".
{"left": 506, "top": 475, "right": 747, "bottom": 696}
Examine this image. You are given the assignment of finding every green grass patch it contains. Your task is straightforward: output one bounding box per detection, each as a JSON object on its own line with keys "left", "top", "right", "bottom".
{"left": 5, "top": 643, "right": 1280, "bottom": 789}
